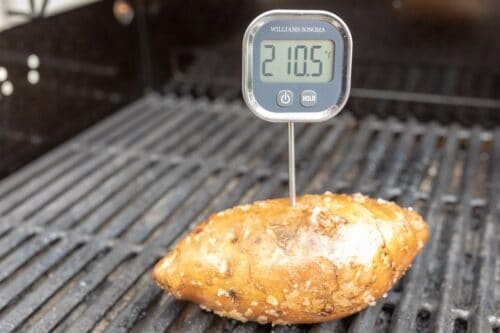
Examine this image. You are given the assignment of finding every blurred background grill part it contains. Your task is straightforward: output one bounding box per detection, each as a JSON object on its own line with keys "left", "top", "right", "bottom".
{"left": 0, "top": 0, "right": 499, "bottom": 332}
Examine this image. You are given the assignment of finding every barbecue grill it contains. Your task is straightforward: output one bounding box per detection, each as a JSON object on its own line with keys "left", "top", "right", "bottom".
{"left": 0, "top": 0, "right": 499, "bottom": 332}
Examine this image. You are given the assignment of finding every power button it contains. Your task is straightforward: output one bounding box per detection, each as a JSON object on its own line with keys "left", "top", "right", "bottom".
{"left": 277, "top": 90, "right": 293, "bottom": 107}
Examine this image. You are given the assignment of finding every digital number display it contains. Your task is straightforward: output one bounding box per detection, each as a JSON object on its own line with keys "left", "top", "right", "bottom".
{"left": 260, "top": 40, "right": 334, "bottom": 83}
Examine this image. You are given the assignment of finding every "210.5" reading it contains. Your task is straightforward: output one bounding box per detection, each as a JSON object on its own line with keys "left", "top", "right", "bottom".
{"left": 259, "top": 40, "right": 334, "bottom": 83}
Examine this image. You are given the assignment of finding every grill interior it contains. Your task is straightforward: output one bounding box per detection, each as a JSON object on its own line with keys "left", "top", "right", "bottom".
{"left": 0, "top": 93, "right": 498, "bottom": 332}
{"left": 164, "top": 41, "right": 500, "bottom": 127}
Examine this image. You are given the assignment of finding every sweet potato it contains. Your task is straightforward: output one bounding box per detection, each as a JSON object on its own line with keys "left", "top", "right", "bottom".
{"left": 153, "top": 192, "right": 428, "bottom": 325}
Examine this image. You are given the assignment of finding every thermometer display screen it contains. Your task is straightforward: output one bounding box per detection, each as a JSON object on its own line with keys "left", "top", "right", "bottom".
{"left": 260, "top": 40, "right": 334, "bottom": 83}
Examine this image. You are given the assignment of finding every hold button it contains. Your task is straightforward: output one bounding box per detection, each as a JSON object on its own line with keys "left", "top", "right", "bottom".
{"left": 301, "top": 90, "right": 317, "bottom": 107}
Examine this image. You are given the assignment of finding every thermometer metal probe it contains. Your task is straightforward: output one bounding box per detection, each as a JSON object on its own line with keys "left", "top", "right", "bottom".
{"left": 242, "top": 10, "right": 353, "bottom": 206}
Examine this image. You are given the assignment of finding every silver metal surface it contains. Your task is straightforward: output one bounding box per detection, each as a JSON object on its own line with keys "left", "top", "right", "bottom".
{"left": 242, "top": 9, "right": 353, "bottom": 122}
{"left": 288, "top": 122, "right": 296, "bottom": 207}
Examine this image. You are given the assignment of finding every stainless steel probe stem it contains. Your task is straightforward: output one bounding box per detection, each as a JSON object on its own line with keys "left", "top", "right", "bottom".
{"left": 288, "top": 122, "right": 296, "bottom": 207}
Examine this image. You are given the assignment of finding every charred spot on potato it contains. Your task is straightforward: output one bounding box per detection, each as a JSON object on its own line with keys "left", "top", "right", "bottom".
{"left": 231, "top": 236, "right": 239, "bottom": 244}
{"left": 228, "top": 288, "right": 238, "bottom": 303}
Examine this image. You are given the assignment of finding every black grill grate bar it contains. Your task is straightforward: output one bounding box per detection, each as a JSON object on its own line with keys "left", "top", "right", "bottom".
{"left": 252, "top": 176, "right": 285, "bottom": 204}
{"left": 96, "top": 163, "right": 206, "bottom": 240}
{"left": 123, "top": 104, "right": 203, "bottom": 152}
{"left": 0, "top": 224, "right": 13, "bottom": 241}
{"left": 208, "top": 172, "right": 265, "bottom": 215}
{"left": 159, "top": 111, "right": 228, "bottom": 155}
{"left": 150, "top": 112, "right": 217, "bottom": 155}
{"left": 434, "top": 128, "right": 483, "bottom": 332}
{"left": 122, "top": 165, "right": 220, "bottom": 244}
{"left": 390, "top": 126, "right": 461, "bottom": 332}
{"left": 5, "top": 153, "right": 111, "bottom": 221}
{"left": 308, "top": 320, "right": 346, "bottom": 333}
{"left": 95, "top": 106, "right": 173, "bottom": 148}
{"left": 29, "top": 154, "right": 134, "bottom": 226}
{"left": 174, "top": 113, "right": 237, "bottom": 156}
{"left": 294, "top": 124, "right": 331, "bottom": 161}
{"left": 109, "top": 98, "right": 199, "bottom": 149}
{"left": 101, "top": 283, "right": 163, "bottom": 333}
{"left": 0, "top": 149, "right": 86, "bottom": 215}
{"left": 393, "top": 123, "right": 439, "bottom": 203}
{"left": 70, "top": 128, "right": 279, "bottom": 180}
{"left": 83, "top": 105, "right": 163, "bottom": 148}
{"left": 377, "top": 120, "right": 421, "bottom": 197}
{"left": 264, "top": 124, "right": 309, "bottom": 168}
{"left": 73, "top": 95, "right": 160, "bottom": 144}
{"left": 132, "top": 294, "right": 185, "bottom": 333}
{"left": 298, "top": 120, "right": 349, "bottom": 193}
{"left": 74, "top": 159, "right": 175, "bottom": 235}
{"left": 45, "top": 252, "right": 159, "bottom": 333}
{"left": 95, "top": 96, "right": 210, "bottom": 149}
{"left": 145, "top": 168, "right": 241, "bottom": 248}
{"left": 48, "top": 158, "right": 153, "bottom": 230}
{"left": 204, "top": 316, "right": 238, "bottom": 333}
{"left": 165, "top": 303, "right": 215, "bottom": 333}
{"left": 25, "top": 246, "right": 137, "bottom": 333}
{"left": 325, "top": 118, "right": 376, "bottom": 190}
{"left": 0, "top": 214, "right": 170, "bottom": 259}
{"left": 0, "top": 241, "right": 110, "bottom": 333}
{"left": 230, "top": 323, "right": 262, "bottom": 333}
{"left": 266, "top": 326, "right": 303, "bottom": 333}
{"left": 0, "top": 235, "right": 83, "bottom": 313}
{"left": 0, "top": 228, "right": 36, "bottom": 261}
{"left": 471, "top": 129, "right": 500, "bottom": 332}
{"left": 0, "top": 232, "right": 60, "bottom": 285}
{"left": 0, "top": 146, "right": 73, "bottom": 200}
{"left": 213, "top": 120, "right": 262, "bottom": 161}
{"left": 190, "top": 116, "right": 250, "bottom": 158}
{"left": 75, "top": 95, "right": 164, "bottom": 145}
{"left": 297, "top": 124, "right": 345, "bottom": 172}
{"left": 233, "top": 123, "right": 278, "bottom": 167}
{"left": 107, "top": 108, "right": 180, "bottom": 150}
{"left": 349, "top": 301, "right": 387, "bottom": 333}
{"left": 351, "top": 119, "right": 396, "bottom": 192}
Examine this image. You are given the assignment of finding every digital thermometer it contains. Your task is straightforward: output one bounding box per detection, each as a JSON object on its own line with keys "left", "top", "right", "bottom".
{"left": 242, "top": 10, "right": 353, "bottom": 206}
{"left": 242, "top": 9, "right": 352, "bottom": 122}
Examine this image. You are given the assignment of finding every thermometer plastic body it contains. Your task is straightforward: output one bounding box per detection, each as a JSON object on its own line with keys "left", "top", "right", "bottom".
{"left": 242, "top": 10, "right": 352, "bottom": 122}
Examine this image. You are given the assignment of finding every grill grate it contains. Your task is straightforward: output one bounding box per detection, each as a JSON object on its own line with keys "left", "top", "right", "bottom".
{"left": 0, "top": 94, "right": 498, "bottom": 332}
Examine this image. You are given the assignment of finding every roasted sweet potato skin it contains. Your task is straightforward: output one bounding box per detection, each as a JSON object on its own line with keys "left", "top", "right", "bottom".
{"left": 153, "top": 193, "right": 429, "bottom": 325}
